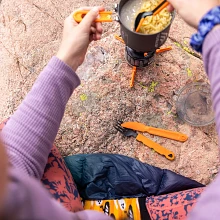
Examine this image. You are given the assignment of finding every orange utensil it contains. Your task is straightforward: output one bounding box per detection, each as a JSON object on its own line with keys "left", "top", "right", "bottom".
{"left": 121, "top": 121, "right": 188, "bottom": 142}
{"left": 73, "top": 10, "right": 113, "bottom": 23}
{"left": 153, "top": 1, "right": 170, "bottom": 15}
{"left": 135, "top": 17, "right": 145, "bottom": 32}
{"left": 136, "top": 133, "right": 175, "bottom": 160}
{"left": 114, "top": 121, "right": 175, "bottom": 161}
{"left": 130, "top": 66, "right": 137, "bottom": 88}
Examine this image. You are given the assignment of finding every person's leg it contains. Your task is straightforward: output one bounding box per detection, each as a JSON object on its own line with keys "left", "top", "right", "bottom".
{"left": 41, "top": 145, "right": 83, "bottom": 212}
{"left": 0, "top": 119, "right": 83, "bottom": 212}
{"left": 146, "top": 187, "right": 205, "bottom": 219}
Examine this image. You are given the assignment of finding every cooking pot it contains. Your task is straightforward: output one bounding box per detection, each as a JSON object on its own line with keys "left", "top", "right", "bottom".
{"left": 117, "top": 0, "right": 175, "bottom": 52}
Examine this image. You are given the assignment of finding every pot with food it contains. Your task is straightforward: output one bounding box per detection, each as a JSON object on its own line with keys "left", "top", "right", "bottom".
{"left": 119, "top": 0, "right": 174, "bottom": 52}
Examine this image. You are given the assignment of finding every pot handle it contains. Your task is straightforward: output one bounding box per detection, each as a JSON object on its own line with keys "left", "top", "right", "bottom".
{"left": 73, "top": 10, "right": 113, "bottom": 23}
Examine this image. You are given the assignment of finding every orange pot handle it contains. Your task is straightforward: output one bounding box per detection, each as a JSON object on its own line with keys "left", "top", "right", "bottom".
{"left": 73, "top": 10, "right": 113, "bottom": 23}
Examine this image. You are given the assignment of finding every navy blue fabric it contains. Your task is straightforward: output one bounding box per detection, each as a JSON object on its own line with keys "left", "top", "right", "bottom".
{"left": 64, "top": 154, "right": 204, "bottom": 200}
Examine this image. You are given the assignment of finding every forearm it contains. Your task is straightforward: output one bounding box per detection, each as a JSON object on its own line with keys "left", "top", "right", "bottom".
{"left": 187, "top": 26, "right": 220, "bottom": 219}
{"left": 203, "top": 26, "right": 220, "bottom": 136}
{"left": 2, "top": 57, "right": 80, "bottom": 179}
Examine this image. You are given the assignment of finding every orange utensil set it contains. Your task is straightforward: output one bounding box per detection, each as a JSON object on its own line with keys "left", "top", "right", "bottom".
{"left": 120, "top": 121, "right": 188, "bottom": 161}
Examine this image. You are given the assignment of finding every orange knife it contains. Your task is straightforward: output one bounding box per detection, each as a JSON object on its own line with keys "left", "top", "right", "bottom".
{"left": 121, "top": 121, "right": 188, "bottom": 142}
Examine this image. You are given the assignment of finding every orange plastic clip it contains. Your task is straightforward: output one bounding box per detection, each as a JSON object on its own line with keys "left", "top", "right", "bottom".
{"left": 130, "top": 66, "right": 137, "bottom": 88}
{"left": 73, "top": 10, "right": 113, "bottom": 23}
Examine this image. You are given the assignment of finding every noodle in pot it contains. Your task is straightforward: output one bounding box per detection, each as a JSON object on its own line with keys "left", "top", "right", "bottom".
{"left": 138, "top": 0, "right": 171, "bottom": 34}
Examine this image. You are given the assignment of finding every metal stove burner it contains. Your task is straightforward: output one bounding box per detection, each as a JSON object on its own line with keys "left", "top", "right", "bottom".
{"left": 125, "top": 46, "right": 156, "bottom": 68}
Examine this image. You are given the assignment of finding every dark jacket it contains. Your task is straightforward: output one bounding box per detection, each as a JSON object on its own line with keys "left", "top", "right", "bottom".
{"left": 64, "top": 154, "right": 204, "bottom": 200}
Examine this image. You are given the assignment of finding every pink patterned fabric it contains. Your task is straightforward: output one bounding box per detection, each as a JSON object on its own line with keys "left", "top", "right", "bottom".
{"left": 146, "top": 188, "right": 204, "bottom": 220}
{"left": 41, "top": 145, "right": 83, "bottom": 212}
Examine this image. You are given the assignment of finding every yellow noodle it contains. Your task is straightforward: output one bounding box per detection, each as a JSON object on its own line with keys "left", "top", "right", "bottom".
{"left": 137, "top": 0, "right": 171, "bottom": 34}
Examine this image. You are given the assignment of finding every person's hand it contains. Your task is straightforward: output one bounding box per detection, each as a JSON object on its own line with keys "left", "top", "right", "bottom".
{"left": 57, "top": 6, "right": 104, "bottom": 71}
{"left": 167, "top": 0, "right": 219, "bottom": 28}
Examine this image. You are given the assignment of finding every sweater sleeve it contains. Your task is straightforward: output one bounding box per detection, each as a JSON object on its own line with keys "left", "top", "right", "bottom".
{"left": 1, "top": 56, "right": 80, "bottom": 179}
{"left": 187, "top": 28, "right": 220, "bottom": 219}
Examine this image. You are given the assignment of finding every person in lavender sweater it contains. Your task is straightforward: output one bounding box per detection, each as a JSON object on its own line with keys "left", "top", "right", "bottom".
{"left": 0, "top": 0, "right": 220, "bottom": 219}
{"left": 0, "top": 6, "right": 112, "bottom": 220}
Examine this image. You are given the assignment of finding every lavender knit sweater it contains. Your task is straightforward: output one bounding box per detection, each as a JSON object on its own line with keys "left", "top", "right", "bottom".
{"left": 1, "top": 27, "right": 220, "bottom": 219}
{"left": 1, "top": 57, "right": 112, "bottom": 220}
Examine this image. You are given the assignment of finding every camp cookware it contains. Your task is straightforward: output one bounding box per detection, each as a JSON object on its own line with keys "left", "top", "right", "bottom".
{"left": 73, "top": 1, "right": 174, "bottom": 53}
{"left": 114, "top": 121, "right": 175, "bottom": 161}
{"left": 121, "top": 121, "right": 188, "bottom": 142}
{"left": 117, "top": 0, "right": 174, "bottom": 52}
